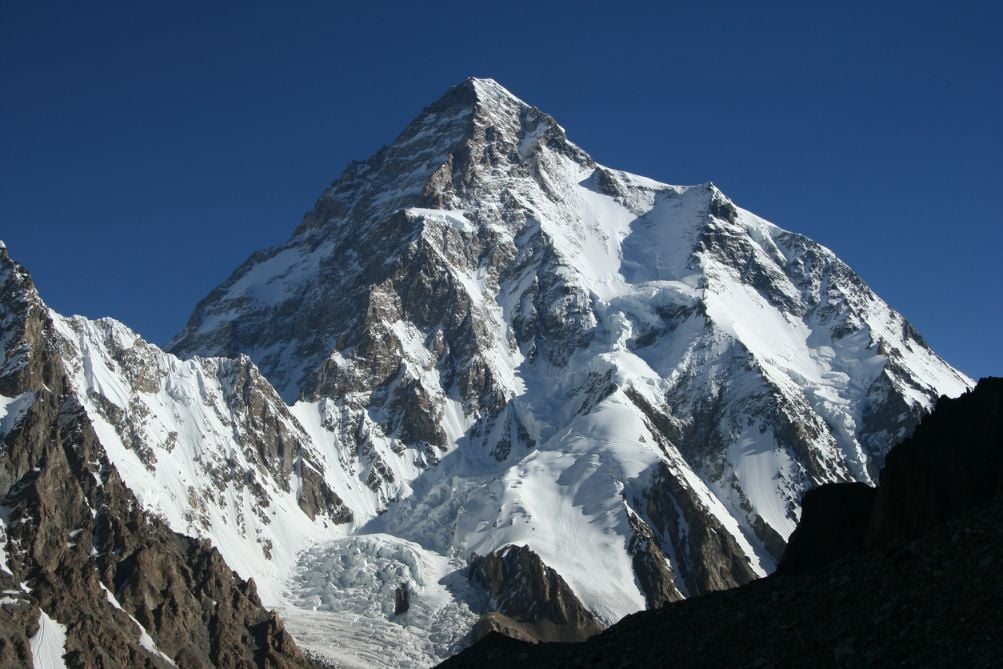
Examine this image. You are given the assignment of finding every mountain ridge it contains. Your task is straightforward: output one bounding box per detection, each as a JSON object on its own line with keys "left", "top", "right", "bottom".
{"left": 0, "top": 245, "right": 315, "bottom": 668}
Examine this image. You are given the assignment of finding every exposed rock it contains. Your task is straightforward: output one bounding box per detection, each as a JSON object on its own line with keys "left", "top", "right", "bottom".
{"left": 751, "top": 513, "right": 788, "bottom": 563}
{"left": 625, "top": 510, "right": 685, "bottom": 607}
{"left": 442, "top": 503, "right": 1003, "bottom": 669}
{"left": 642, "top": 462, "right": 759, "bottom": 595}
{"left": 14, "top": 78, "right": 973, "bottom": 666}
{"left": 868, "top": 377, "right": 1003, "bottom": 544}
{"left": 394, "top": 583, "right": 410, "bottom": 615}
{"left": 468, "top": 545, "right": 602, "bottom": 643}
{"left": 49, "top": 312, "right": 354, "bottom": 590}
{"left": 778, "top": 377, "right": 1003, "bottom": 575}
{"left": 159, "top": 80, "right": 971, "bottom": 646}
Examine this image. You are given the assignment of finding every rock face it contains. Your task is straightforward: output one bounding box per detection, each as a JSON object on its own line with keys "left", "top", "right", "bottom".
{"left": 468, "top": 545, "right": 603, "bottom": 642}
{"left": 778, "top": 377, "right": 1003, "bottom": 574}
{"left": 394, "top": 583, "right": 411, "bottom": 615}
{"left": 774, "top": 482, "right": 876, "bottom": 576}
{"left": 638, "top": 461, "right": 759, "bottom": 596}
{"left": 437, "top": 378, "right": 1003, "bottom": 668}
{"left": 161, "top": 78, "right": 970, "bottom": 638}
{"left": 868, "top": 377, "right": 1003, "bottom": 543}
{"left": 624, "top": 508, "right": 684, "bottom": 608}
{"left": 440, "top": 500, "right": 1003, "bottom": 669}
{"left": 49, "top": 313, "right": 353, "bottom": 602}
{"left": 0, "top": 246, "right": 314, "bottom": 668}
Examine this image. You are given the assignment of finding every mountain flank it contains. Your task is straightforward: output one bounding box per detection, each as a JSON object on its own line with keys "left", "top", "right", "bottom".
{"left": 439, "top": 378, "right": 1003, "bottom": 668}
{"left": 0, "top": 246, "right": 315, "bottom": 668}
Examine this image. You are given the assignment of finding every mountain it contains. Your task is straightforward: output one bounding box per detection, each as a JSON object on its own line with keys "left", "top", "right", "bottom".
{"left": 0, "top": 244, "right": 313, "bottom": 668}
{"left": 438, "top": 377, "right": 1003, "bottom": 668}
{"left": 1, "top": 77, "right": 973, "bottom": 667}
{"left": 169, "top": 75, "right": 968, "bottom": 597}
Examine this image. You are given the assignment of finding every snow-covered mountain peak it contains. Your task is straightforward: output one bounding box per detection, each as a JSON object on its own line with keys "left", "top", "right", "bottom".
{"left": 428, "top": 76, "right": 549, "bottom": 136}
{"left": 444, "top": 76, "right": 536, "bottom": 123}
{"left": 280, "top": 77, "right": 574, "bottom": 240}
{"left": 152, "top": 79, "right": 977, "bottom": 664}
{"left": 0, "top": 240, "right": 36, "bottom": 297}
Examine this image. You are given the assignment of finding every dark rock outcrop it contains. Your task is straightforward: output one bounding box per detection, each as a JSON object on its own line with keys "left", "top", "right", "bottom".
{"left": 468, "top": 545, "right": 603, "bottom": 643}
{"left": 868, "top": 377, "right": 1003, "bottom": 543}
{"left": 642, "top": 461, "right": 759, "bottom": 595}
{"left": 775, "top": 482, "right": 876, "bottom": 576}
{"left": 439, "top": 499, "right": 1003, "bottom": 668}
{"left": 394, "top": 583, "right": 410, "bottom": 615}
{"left": 625, "top": 510, "right": 684, "bottom": 608}
{"left": 624, "top": 390, "right": 760, "bottom": 597}
{"left": 779, "top": 378, "right": 1003, "bottom": 574}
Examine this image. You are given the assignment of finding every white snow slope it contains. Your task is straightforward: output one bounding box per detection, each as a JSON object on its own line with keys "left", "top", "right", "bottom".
{"left": 30, "top": 609, "right": 68, "bottom": 669}
{"left": 41, "top": 79, "right": 971, "bottom": 667}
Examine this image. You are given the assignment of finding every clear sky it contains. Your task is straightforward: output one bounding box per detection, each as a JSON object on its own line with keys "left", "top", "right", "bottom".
{"left": 1, "top": 1, "right": 1000, "bottom": 378}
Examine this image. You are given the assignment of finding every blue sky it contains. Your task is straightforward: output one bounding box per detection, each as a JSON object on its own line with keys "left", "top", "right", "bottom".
{"left": 1, "top": 1, "right": 1000, "bottom": 378}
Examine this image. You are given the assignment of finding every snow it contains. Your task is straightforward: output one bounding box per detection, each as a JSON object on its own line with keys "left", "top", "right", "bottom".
{"left": 100, "top": 582, "right": 176, "bottom": 665}
{"left": 51, "top": 314, "right": 340, "bottom": 604}
{"left": 619, "top": 187, "right": 707, "bottom": 285}
{"left": 289, "top": 399, "right": 412, "bottom": 525}
{"left": 469, "top": 77, "right": 524, "bottom": 105}
{"left": 0, "top": 506, "right": 12, "bottom": 576}
{"left": 221, "top": 240, "right": 335, "bottom": 309}
{"left": 406, "top": 208, "right": 474, "bottom": 233}
{"left": 0, "top": 391, "right": 35, "bottom": 439}
{"left": 370, "top": 384, "right": 665, "bottom": 624}
{"left": 728, "top": 428, "right": 799, "bottom": 539}
{"left": 30, "top": 610, "right": 67, "bottom": 669}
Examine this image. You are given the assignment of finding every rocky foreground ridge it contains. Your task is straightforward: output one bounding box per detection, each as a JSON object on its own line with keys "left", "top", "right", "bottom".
{"left": 439, "top": 377, "right": 1003, "bottom": 668}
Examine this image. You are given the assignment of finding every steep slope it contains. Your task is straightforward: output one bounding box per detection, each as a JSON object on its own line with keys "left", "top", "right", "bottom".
{"left": 0, "top": 244, "right": 313, "bottom": 668}
{"left": 167, "top": 76, "right": 969, "bottom": 620}
{"left": 50, "top": 314, "right": 353, "bottom": 603}
{"left": 439, "top": 377, "right": 1003, "bottom": 669}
